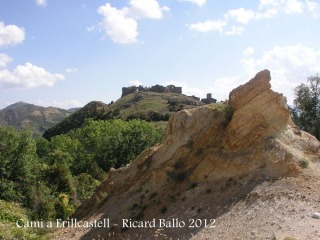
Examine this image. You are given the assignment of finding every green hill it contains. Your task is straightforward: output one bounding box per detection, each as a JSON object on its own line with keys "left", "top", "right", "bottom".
{"left": 0, "top": 102, "right": 72, "bottom": 137}
{"left": 43, "top": 101, "right": 108, "bottom": 139}
{"left": 43, "top": 92, "right": 204, "bottom": 139}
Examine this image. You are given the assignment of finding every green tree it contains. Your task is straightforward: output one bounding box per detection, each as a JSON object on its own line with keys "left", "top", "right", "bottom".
{"left": 29, "top": 181, "right": 55, "bottom": 220}
{"left": 75, "top": 173, "right": 99, "bottom": 201}
{"left": 291, "top": 74, "right": 320, "bottom": 140}
{"left": 0, "top": 126, "right": 38, "bottom": 203}
{"left": 72, "top": 119, "right": 162, "bottom": 171}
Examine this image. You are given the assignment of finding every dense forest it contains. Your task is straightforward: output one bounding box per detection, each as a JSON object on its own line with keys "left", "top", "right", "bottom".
{"left": 0, "top": 119, "right": 164, "bottom": 239}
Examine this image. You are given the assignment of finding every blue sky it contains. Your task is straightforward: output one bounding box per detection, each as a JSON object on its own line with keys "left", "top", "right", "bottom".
{"left": 0, "top": 0, "right": 320, "bottom": 109}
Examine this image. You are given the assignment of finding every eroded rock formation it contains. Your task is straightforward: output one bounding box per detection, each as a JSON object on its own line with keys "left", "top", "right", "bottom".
{"left": 223, "top": 69, "right": 291, "bottom": 151}
{"left": 55, "top": 70, "right": 320, "bottom": 240}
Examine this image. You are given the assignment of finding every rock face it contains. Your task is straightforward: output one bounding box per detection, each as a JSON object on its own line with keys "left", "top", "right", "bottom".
{"left": 223, "top": 69, "right": 290, "bottom": 151}
{"left": 54, "top": 70, "right": 320, "bottom": 240}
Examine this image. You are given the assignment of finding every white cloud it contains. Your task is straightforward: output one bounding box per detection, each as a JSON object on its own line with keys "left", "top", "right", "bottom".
{"left": 66, "top": 68, "right": 78, "bottom": 73}
{"left": 225, "top": 7, "right": 278, "bottom": 24}
{"left": 243, "top": 47, "right": 255, "bottom": 56}
{"left": 35, "top": 0, "right": 47, "bottom": 7}
{"left": 179, "top": 0, "right": 206, "bottom": 6}
{"left": 306, "top": 0, "right": 320, "bottom": 18}
{"left": 98, "top": 3, "right": 138, "bottom": 44}
{"left": 0, "top": 62, "right": 65, "bottom": 89}
{"left": 224, "top": 26, "right": 245, "bottom": 36}
{"left": 259, "top": 0, "right": 304, "bottom": 14}
{"left": 36, "top": 100, "right": 83, "bottom": 109}
{"left": 86, "top": 25, "right": 96, "bottom": 32}
{"left": 225, "top": 8, "right": 256, "bottom": 24}
{"left": 241, "top": 44, "right": 320, "bottom": 104}
{"left": 98, "top": 1, "right": 168, "bottom": 44}
{"left": 0, "top": 22, "right": 25, "bottom": 47}
{"left": 188, "top": 21, "right": 244, "bottom": 36}
{"left": 128, "top": 0, "right": 169, "bottom": 19}
{"left": 129, "top": 80, "right": 143, "bottom": 86}
{"left": 210, "top": 76, "right": 243, "bottom": 101}
{"left": 0, "top": 53, "right": 12, "bottom": 68}
{"left": 188, "top": 0, "right": 317, "bottom": 36}
{"left": 163, "top": 80, "right": 204, "bottom": 97}
{"left": 188, "top": 20, "right": 227, "bottom": 33}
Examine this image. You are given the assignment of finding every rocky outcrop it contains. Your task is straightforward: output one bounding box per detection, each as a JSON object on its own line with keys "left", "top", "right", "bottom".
{"left": 55, "top": 70, "right": 320, "bottom": 240}
{"left": 223, "top": 69, "right": 290, "bottom": 151}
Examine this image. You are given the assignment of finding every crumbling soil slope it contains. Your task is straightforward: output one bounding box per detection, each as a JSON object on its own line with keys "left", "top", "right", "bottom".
{"left": 54, "top": 70, "right": 320, "bottom": 240}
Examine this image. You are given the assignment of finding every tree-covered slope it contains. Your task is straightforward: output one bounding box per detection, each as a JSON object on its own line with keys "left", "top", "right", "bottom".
{"left": 44, "top": 92, "right": 203, "bottom": 139}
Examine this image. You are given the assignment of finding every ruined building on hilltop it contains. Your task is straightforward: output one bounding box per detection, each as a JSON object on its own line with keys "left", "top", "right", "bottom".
{"left": 121, "top": 84, "right": 216, "bottom": 104}
{"left": 121, "top": 84, "right": 182, "bottom": 97}
{"left": 201, "top": 93, "right": 217, "bottom": 104}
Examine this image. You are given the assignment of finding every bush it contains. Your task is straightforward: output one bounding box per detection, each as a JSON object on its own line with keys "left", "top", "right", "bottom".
{"left": 166, "top": 161, "right": 190, "bottom": 183}
{"left": 75, "top": 173, "right": 99, "bottom": 201}
{"left": 160, "top": 206, "right": 167, "bottom": 214}
{"left": 54, "top": 194, "right": 75, "bottom": 220}
{"left": 299, "top": 158, "right": 309, "bottom": 168}
{"left": 0, "top": 200, "right": 50, "bottom": 240}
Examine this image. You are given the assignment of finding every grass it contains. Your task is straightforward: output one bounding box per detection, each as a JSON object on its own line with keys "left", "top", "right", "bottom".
{"left": 207, "top": 103, "right": 232, "bottom": 120}
{"left": 299, "top": 158, "right": 309, "bottom": 168}
{"left": 138, "top": 100, "right": 165, "bottom": 111}
{"left": 0, "top": 200, "right": 52, "bottom": 240}
{"left": 111, "top": 91, "right": 202, "bottom": 120}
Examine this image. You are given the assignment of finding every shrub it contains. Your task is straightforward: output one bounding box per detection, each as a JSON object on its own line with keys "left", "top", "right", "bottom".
{"left": 160, "top": 207, "right": 167, "bottom": 213}
{"left": 75, "top": 173, "right": 100, "bottom": 201}
{"left": 189, "top": 182, "right": 198, "bottom": 189}
{"left": 54, "top": 194, "right": 74, "bottom": 220}
{"left": 166, "top": 161, "right": 190, "bottom": 183}
{"left": 299, "top": 158, "right": 309, "bottom": 168}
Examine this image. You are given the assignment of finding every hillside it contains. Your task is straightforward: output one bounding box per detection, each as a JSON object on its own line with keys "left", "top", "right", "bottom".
{"left": 43, "top": 101, "right": 109, "bottom": 139}
{"left": 43, "top": 92, "right": 204, "bottom": 139}
{"left": 54, "top": 70, "right": 320, "bottom": 240}
{"left": 0, "top": 102, "right": 72, "bottom": 137}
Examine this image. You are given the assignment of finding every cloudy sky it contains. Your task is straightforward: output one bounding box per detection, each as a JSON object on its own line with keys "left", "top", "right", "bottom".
{"left": 0, "top": 0, "right": 320, "bottom": 109}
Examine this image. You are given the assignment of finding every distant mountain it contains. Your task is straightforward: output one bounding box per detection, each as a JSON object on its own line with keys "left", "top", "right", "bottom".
{"left": 3, "top": 101, "right": 30, "bottom": 110}
{"left": 43, "top": 101, "right": 109, "bottom": 139}
{"left": 0, "top": 102, "right": 72, "bottom": 137}
{"left": 43, "top": 92, "right": 204, "bottom": 139}
{"left": 67, "top": 107, "right": 81, "bottom": 113}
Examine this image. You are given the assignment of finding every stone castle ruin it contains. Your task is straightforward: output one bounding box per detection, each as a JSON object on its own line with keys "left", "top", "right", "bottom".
{"left": 121, "top": 85, "right": 182, "bottom": 97}
{"left": 201, "top": 93, "right": 217, "bottom": 104}
{"left": 121, "top": 84, "right": 216, "bottom": 104}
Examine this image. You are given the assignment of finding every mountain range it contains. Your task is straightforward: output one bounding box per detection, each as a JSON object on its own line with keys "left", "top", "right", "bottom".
{"left": 1, "top": 91, "right": 204, "bottom": 138}
{"left": 0, "top": 102, "right": 73, "bottom": 137}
